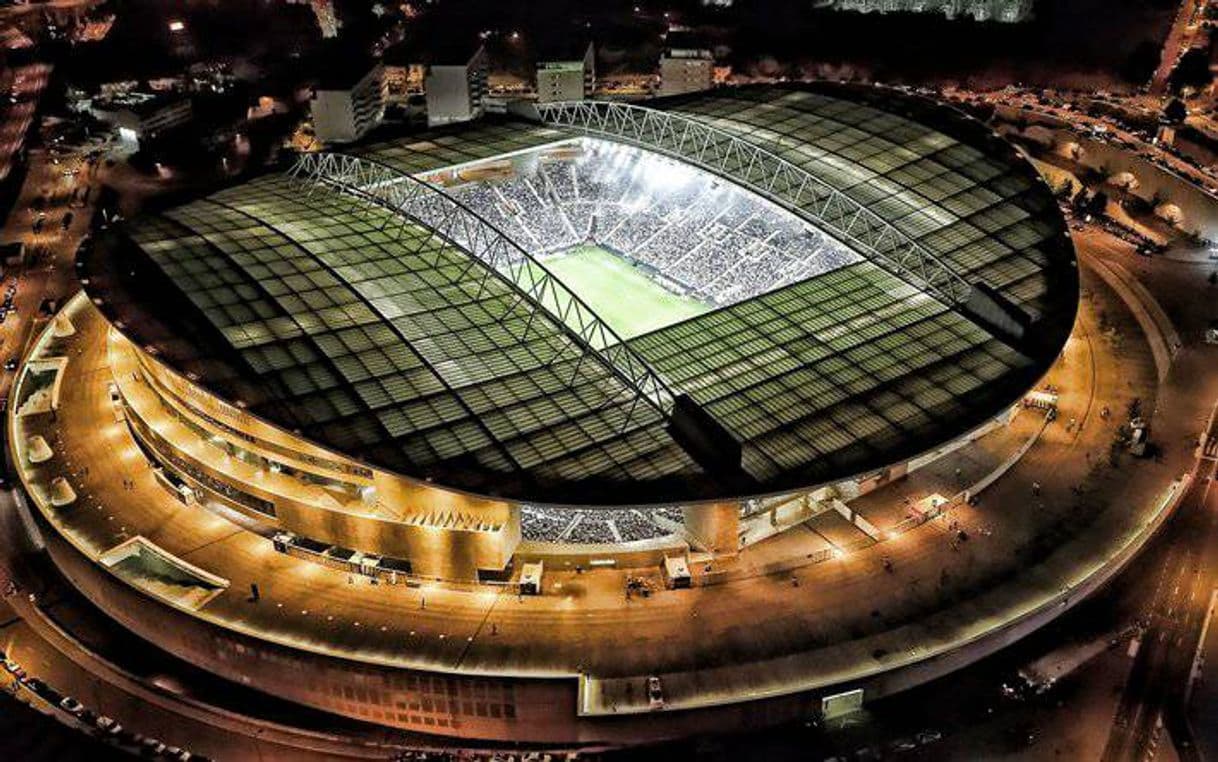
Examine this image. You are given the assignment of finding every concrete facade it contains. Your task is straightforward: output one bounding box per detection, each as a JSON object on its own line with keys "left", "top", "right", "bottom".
{"left": 311, "top": 64, "right": 386, "bottom": 144}
{"left": 536, "top": 43, "right": 595, "bottom": 104}
{"left": 424, "top": 47, "right": 488, "bottom": 127}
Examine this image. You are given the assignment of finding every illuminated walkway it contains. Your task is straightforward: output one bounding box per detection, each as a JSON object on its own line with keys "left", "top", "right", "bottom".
{"left": 7, "top": 263, "right": 1191, "bottom": 739}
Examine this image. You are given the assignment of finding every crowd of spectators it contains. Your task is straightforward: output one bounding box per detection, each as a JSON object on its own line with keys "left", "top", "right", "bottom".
{"left": 394, "top": 750, "right": 579, "bottom": 762}
{"left": 520, "top": 504, "right": 679, "bottom": 544}
{"left": 408, "top": 141, "right": 856, "bottom": 548}
{"left": 439, "top": 138, "right": 858, "bottom": 306}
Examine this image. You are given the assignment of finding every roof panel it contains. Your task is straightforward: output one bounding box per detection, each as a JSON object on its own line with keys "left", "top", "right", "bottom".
{"left": 94, "top": 85, "right": 1074, "bottom": 504}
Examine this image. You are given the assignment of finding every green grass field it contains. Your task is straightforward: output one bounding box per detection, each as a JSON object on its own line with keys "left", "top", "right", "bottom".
{"left": 539, "top": 245, "right": 711, "bottom": 339}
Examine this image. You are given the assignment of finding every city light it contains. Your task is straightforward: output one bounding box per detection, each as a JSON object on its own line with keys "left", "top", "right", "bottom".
{"left": 0, "top": 2, "right": 1214, "bottom": 759}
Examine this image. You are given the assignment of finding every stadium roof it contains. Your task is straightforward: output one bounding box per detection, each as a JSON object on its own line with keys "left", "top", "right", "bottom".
{"left": 80, "top": 84, "right": 1077, "bottom": 505}
{"left": 650, "top": 85, "right": 1072, "bottom": 322}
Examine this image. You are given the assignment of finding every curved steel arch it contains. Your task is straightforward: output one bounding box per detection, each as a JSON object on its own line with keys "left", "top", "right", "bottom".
{"left": 288, "top": 150, "right": 675, "bottom": 426}
{"left": 534, "top": 100, "right": 974, "bottom": 307}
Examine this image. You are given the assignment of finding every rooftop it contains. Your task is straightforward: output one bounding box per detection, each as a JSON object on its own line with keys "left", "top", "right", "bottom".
{"left": 79, "top": 85, "right": 1077, "bottom": 505}
{"left": 92, "top": 91, "right": 188, "bottom": 117}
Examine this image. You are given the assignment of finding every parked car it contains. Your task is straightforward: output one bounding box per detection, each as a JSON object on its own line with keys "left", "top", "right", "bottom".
{"left": 23, "top": 678, "right": 63, "bottom": 704}
{"left": 136, "top": 734, "right": 166, "bottom": 757}
{"left": 95, "top": 715, "right": 122, "bottom": 735}
{"left": 58, "top": 696, "right": 85, "bottom": 716}
{"left": 3, "top": 659, "right": 26, "bottom": 680}
{"left": 647, "top": 675, "right": 664, "bottom": 709}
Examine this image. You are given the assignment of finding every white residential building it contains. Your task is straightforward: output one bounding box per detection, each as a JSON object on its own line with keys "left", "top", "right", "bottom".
{"left": 311, "top": 63, "right": 386, "bottom": 144}
{"left": 422, "top": 45, "right": 488, "bottom": 126}
{"left": 90, "top": 94, "right": 194, "bottom": 149}
{"left": 536, "top": 41, "right": 595, "bottom": 104}
{"left": 659, "top": 34, "right": 714, "bottom": 97}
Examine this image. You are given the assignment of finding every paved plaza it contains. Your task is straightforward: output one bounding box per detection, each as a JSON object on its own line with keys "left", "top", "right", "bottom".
{"left": 7, "top": 255, "right": 1190, "bottom": 729}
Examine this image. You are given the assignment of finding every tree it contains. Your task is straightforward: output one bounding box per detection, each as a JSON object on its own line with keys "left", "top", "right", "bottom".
{"left": 1071, "top": 183, "right": 1091, "bottom": 208}
{"left": 1164, "top": 97, "right": 1188, "bottom": 124}
{"left": 1121, "top": 40, "right": 1162, "bottom": 85}
{"left": 1169, "top": 47, "right": 1213, "bottom": 94}
{"left": 1072, "top": 186, "right": 1090, "bottom": 211}
{"left": 1087, "top": 191, "right": 1110, "bottom": 218}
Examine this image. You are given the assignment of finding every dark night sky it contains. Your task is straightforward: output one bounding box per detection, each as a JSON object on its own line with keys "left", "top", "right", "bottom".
{"left": 58, "top": 0, "right": 1181, "bottom": 93}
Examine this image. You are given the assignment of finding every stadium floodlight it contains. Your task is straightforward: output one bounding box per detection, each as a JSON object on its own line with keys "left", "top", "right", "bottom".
{"left": 535, "top": 100, "right": 974, "bottom": 308}
{"left": 649, "top": 157, "right": 695, "bottom": 191}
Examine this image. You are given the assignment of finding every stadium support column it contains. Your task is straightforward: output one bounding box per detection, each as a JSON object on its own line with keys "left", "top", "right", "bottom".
{"left": 682, "top": 503, "right": 740, "bottom": 556}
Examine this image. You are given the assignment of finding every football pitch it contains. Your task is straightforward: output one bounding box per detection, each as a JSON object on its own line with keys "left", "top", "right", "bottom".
{"left": 539, "top": 245, "right": 712, "bottom": 339}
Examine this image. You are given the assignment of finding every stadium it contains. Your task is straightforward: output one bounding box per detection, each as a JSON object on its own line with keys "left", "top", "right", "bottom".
{"left": 9, "top": 84, "right": 1102, "bottom": 747}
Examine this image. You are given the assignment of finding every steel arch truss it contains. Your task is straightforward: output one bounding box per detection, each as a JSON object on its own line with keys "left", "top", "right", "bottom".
{"left": 288, "top": 151, "right": 675, "bottom": 426}
{"left": 535, "top": 100, "right": 973, "bottom": 306}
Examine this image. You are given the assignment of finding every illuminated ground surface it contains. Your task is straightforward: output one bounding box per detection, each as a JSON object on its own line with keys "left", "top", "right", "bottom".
{"left": 540, "top": 245, "right": 712, "bottom": 339}
{"left": 0, "top": 242, "right": 1202, "bottom": 757}
{"left": 11, "top": 260, "right": 1184, "bottom": 712}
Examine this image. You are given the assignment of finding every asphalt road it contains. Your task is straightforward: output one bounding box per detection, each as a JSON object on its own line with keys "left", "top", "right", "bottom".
{"left": 0, "top": 64, "right": 1211, "bottom": 761}
{"left": 1151, "top": 0, "right": 1208, "bottom": 95}
{"left": 1089, "top": 233, "right": 1218, "bottom": 762}
{"left": 1101, "top": 451, "right": 1217, "bottom": 762}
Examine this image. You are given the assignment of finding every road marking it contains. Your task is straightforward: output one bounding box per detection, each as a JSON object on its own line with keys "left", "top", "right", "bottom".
{"left": 1185, "top": 588, "right": 1218, "bottom": 706}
